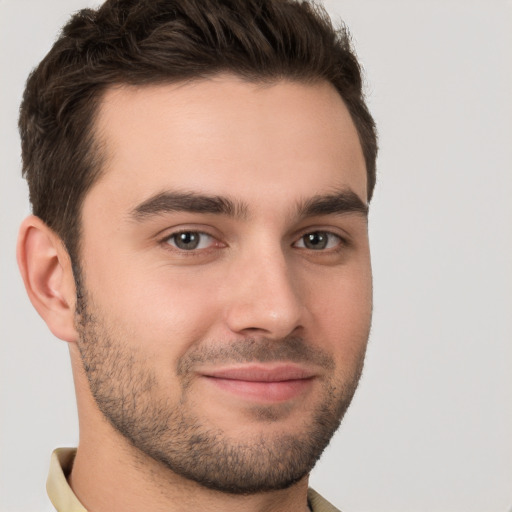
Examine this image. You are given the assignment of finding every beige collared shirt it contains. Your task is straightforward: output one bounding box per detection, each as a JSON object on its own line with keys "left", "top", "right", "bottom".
{"left": 47, "top": 448, "right": 341, "bottom": 512}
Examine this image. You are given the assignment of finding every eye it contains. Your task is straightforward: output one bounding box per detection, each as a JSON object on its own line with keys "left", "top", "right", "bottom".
{"left": 294, "top": 231, "right": 342, "bottom": 250}
{"left": 165, "top": 231, "right": 215, "bottom": 251}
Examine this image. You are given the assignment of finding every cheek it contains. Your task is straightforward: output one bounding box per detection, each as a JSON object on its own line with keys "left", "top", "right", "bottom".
{"left": 308, "top": 264, "right": 372, "bottom": 364}
{"left": 80, "top": 253, "right": 225, "bottom": 360}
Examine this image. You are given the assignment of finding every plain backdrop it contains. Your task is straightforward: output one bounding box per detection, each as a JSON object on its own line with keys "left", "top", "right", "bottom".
{"left": 1, "top": 1, "right": 511, "bottom": 511}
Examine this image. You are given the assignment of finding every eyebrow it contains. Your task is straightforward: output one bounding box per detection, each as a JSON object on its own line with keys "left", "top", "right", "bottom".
{"left": 130, "top": 191, "right": 248, "bottom": 220}
{"left": 297, "top": 189, "right": 368, "bottom": 218}
{"left": 130, "top": 188, "right": 367, "bottom": 222}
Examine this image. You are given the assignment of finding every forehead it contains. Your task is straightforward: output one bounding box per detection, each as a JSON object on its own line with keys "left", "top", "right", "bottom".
{"left": 88, "top": 76, "right": 367, "bottom": 215}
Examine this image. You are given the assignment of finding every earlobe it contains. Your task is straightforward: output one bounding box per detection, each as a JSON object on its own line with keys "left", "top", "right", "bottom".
{"left": 17, "top": 215, "right": 79, "bottom": 343}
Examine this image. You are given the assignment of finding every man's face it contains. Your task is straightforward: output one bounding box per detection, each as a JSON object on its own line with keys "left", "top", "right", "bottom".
{"left": 76, "top": 76, "right": 372, "bottom": 493}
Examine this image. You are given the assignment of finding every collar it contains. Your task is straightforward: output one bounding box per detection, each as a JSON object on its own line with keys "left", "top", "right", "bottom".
{"left": 47, "top": 448, "right": 87, "bottom": 512}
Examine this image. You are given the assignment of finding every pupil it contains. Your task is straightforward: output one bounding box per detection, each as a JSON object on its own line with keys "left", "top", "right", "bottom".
{"left": 305, "top": 232, "right": 327, "bottom": 250}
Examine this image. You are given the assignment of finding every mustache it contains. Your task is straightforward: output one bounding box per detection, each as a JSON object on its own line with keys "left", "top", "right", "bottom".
{"left": 176, "top": 336, "right": 335, "bottom": 376}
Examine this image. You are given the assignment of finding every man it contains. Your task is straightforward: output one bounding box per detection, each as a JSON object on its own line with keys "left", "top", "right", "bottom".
{"left": 16, "top": 0, "right": 377, "bottom": 510}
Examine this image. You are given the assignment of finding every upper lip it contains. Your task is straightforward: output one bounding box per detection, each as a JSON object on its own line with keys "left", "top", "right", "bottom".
{"left": 200, "top": 364, "right": 316, "bottom": 382}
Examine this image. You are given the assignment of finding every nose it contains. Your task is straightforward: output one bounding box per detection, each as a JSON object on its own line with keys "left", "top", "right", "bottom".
{"left": 223, "top": 246, "right": 305, "bottom": 339}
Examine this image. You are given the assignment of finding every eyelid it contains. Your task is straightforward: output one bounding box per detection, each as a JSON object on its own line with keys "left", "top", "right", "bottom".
{"left": 155, "top": 223, "right": 219, "bottom": 241}
{"left": 292, "top": 224, "right": 350, "bottom": 242}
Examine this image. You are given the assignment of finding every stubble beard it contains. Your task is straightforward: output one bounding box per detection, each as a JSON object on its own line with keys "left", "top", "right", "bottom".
{"left": 75, "top": 289, "right": 366, "bottom": 495}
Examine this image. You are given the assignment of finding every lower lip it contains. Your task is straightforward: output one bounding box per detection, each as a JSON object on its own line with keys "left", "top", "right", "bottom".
{"left": 203, "top": 376, "right": 314, "bottom": 402}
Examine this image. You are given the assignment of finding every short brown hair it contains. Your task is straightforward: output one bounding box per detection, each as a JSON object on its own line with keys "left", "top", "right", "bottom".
{"left": 19, "top": 0, "right": 377, "bottom": 262}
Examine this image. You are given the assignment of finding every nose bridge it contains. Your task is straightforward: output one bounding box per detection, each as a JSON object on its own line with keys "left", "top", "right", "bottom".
{"left": 224, "top": 239, "right": 304, "bottom": 337}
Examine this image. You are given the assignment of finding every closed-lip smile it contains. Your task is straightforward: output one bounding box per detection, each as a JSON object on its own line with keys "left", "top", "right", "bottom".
{"left": 199, "top": 364, "right": 317, "bottom": 402}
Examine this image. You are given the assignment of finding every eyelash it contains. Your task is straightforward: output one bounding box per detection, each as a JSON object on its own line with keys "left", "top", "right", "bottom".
{"left": 160, "top": 229, "right": 347, "bottom": 254}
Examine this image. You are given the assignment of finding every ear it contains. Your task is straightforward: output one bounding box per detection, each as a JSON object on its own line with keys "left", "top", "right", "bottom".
{"left": 17, "top": 215, "right": 79, "bottom": 343}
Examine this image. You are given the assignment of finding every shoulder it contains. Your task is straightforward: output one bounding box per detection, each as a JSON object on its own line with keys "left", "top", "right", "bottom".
{"left": 308, "top": 488, "right": 342, "bottom": 512}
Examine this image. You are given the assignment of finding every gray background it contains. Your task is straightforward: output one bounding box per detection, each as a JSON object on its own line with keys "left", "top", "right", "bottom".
{"left": 1, "top": 1, "right": 511, "bottom": 511}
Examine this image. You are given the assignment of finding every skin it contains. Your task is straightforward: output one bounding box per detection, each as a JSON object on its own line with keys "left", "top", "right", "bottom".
{"left": 17, "top": 75, "right": 372, "bottom": 512}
